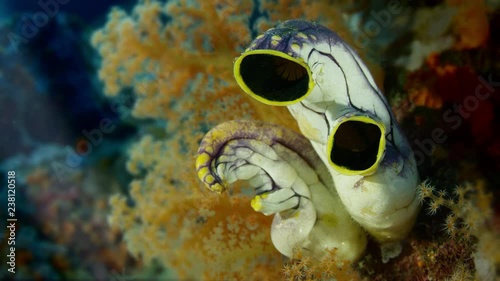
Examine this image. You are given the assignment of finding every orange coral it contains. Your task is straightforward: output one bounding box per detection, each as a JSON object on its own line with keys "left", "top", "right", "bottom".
{"left": 91, "top": 0, "right": 295, "bottom": 130}
{"left": 409, "top": 87, "right": 443, "bottom": 109}
{"left": 91, "top": 6, "right": 298, "bottom": 277}
{"left": 446, "top": 0, "right": 489, "bottom": 49}
{"left": 109, "top": 136, "right": 283, "bottom": 280}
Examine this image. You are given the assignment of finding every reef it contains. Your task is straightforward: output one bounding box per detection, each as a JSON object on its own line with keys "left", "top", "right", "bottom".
{"left": 92, "top": 0, "right": 500, "bottom": 280}
{"left": 1, "top": 0, "right": 498, "bottom": 280}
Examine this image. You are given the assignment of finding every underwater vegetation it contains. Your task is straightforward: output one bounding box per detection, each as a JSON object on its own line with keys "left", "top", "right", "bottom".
{"left": 1, "top": 0, "right": 498, "bottom": 280}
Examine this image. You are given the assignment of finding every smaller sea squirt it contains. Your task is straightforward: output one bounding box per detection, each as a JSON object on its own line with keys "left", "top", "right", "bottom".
{"left": 196, "top": 120, "right": 367, "bottom": 262}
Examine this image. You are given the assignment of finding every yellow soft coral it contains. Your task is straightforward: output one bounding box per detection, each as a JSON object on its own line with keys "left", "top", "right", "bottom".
{"left": 91, "top": 0, "right": 301, "bottom": 149}
{"left": 92, "top": 2, "right": 290, "bottom": 277}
